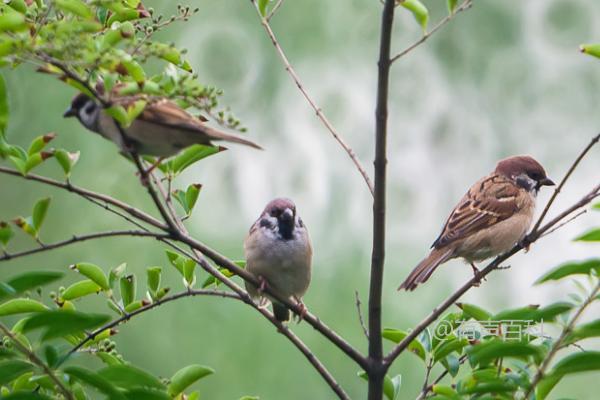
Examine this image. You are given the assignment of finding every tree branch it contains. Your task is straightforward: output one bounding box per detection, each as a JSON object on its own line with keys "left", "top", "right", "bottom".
{"left": 250, "top": 0, "right": 374, "bottom": 195}
{"left": 390, "top": 0, "right": 473, "bottom": 64}
{"left": 0, "top": 166, "right": 167, "bottom": 230}
{"left": 0, "top": 230, "right": 167, "bottom": 262}
{"left": 368, "top": 1, "right": 395, "bottom": 398}
{"left": 0, "top": 323, "right": 74, "bottom": 400}
{"left": 524, "top": 279, "right": 600, "bottom": 398}
{"left": 530, "top": 132, "right": 600, "bottom": 233}
{"left": 384, "top": 133, "right": 600, "bottom": 366}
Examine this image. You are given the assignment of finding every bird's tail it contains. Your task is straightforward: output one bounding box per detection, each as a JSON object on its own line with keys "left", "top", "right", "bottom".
{"left": 272, "top": 302, "right": 290, "bottom": 322}
{"left": 398, "top": 247, "right": 454, "bottom": 291}
{"left": 202, "top": 125, "right": 263, "bottom": 150}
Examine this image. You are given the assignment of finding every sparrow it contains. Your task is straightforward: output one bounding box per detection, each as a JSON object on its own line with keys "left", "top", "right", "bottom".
{"left": 398, "top": 155, "right": 555, "bottom": 291}
{"left": 244, "top": 198, "right": 312, "bottom": 322}
{"left": 63, "top": 93, "right": 262, "bottom": 158}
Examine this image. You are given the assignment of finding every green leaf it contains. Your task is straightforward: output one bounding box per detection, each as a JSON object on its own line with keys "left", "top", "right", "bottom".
{"left": 54, "top": 149, "right": 79, "bottom": 176}
{"left": 441, "top": 353, "right": 460, "bottom": 377}
{"left": 167, "top": 365, "right": 214, "bottom": 397}
{"left": 106, "top": 104, "right": 130, "bottom": 127}
{"left": 456, "top": 302, "right": 492, "bottom": 321}
{"left": 96, "top": 351, "right": 124, "bottom": 366}
{"left": 201, "top": 260, "right": 245, "bottom": 288}
{"left": 0, "top": 393, "right": 53, "bottom": 400}
{"left": 433, "top": 337, "right": 468, "bottom": 362}
{"left": 124, "top": 388, "right": 171, "bottom": 400}
{"left": 492, "top": 302, "right": 573, "bottom": 323}
{"left": 168, "top": 144, "right": 223, "bottom": 174}
{"left": 185, "top": 184, "right": 201, "bottom": 214}
{"left": 593, "top": 202, "right": 600, "bottom": 211}
{"left": 32, "top": 197, "right": 51, "bottom": 231}
{"left": 22, "top": 310, "right": 110, "bottom": 340}
{"left": 121, "top": 60, "right": 146, "bottom": 84}
{"left": 357, "top": 371, "right": 401, "bottom": 400}
{"left": 109, "top": 263, "right": 127, "bottom": 289}
{"left": 54, "top": 0, "right": 94, "bottom": 19}
{"left": 0, "top": 298, "right": 48, "bottom": 316}
{"left": 580, "top": 43, "right": 600, "bottom": 59}
{"left": 564, "top": 319, "right": 600, "bottom": 345}
{"left": 549, "top": 351, "right": 600, "bottom": 376}
{"left": 536, "top": 259, "right": 600, "bottom": 283}
{"left": 399, "top": 0, "right": 429, "bottom": 32}
{"left": 61, "top": 279, "right": 102, "bottom": 300}
{"left": 27, "top": 133, "right": 56, "bottom": 155}
{"left": 0, "top": 8, "right": 26, "bottom": 32}
{"left": 0, "top": 221, "right": 14, "bottom": 247}
{"left": 575, "top": 228, "right": 600, "bottom": 242}
{"left": 466, "top": 339, "right": 544, "bottom": 366}
{"left": 147, "top": 267, "right": 161, "bottom": 293}
{"left": 447, "top": 0, "right": 458, "bottom": 14}
{"left": 0, "top": 360, "right": 33, "bottom": 385}
{"left": 70, "top": 263, "right": 110, "bottom": 290}
{"left": 120, "top": 274, "right": 136, "bottom": 306}
{"left": 65, "top": 366, "right": 127, "bottom": 400}
{"left": 431, "top": 312, "right": 463, "bottom": 349}
{"left": 258, "top": 0, "right": 269, "bottom": 16}
{"left": 0, "top": 271, "right": 63, "bottom": 299}
{"left": 24, "top": 152, "right": 53, "bottom": 174}
{"left": 98, "top": 365, "right": 166, "bottom": 390}
{"left": 382, "top": 328, "right": 426, "bottom": 361}
{"left": 0, "top": 74, "right": 8, "bottom": 137}
{"left": 536, "top": 375, "right": 560, "bottom": 400}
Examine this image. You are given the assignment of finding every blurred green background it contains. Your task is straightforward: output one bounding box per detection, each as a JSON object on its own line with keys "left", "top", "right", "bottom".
{"left": 1, "top": 0, "right": 599, "bottom": 398}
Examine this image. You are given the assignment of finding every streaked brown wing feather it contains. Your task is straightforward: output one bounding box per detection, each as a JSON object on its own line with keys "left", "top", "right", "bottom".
{"left": 432, "top": 175, "right": 522, "bottom": 248}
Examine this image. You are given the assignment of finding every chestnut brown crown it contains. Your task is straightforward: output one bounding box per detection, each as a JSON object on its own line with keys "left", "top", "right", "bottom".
{"left": 495, "top": 155, "right": 555, "bottom": 189}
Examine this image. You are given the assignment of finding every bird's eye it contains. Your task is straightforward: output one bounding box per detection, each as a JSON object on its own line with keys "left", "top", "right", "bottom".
{"left": 83, "top": 102, "right": 95, "bottom": 115}
{"left": 529, "top": 172, "right": 542, "bottom": 181}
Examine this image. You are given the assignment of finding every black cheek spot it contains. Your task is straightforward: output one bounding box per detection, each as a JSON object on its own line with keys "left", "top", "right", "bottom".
{"left": 298, "top": 218, "right": 304, "bottom": 228}
{"left": 259, "top": 218, "right": 272, "bottom": 228}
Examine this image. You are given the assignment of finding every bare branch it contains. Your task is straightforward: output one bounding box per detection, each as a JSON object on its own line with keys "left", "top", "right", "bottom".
{"left": 266, "top": 0, "right": 285, "bottom": 22}
{"left": 416, "top": 355, "right": 468, "bottom": 400}
{"left": 250, "top": 0, "right": 374, "bottom": 195}
{"left": 531, "top": 132, "right": 600, "bottom": 233}
{"left": 0, "top": 230, "right": 167, "bottom": 262}
{"left": 540, "top": 209, "right": 587, "bottom": 239}
{"left": 391, "top": 0, "right": 473, "bottom": 64}
{"left": 524, "top": 279, "right": 600, "bottom": 398}
{"left": 0, "top": 166, "right": 167, "bottom": 230}
{"left": 366, "top": 1, "right": 396, "bottom": 398}
{"left": 0, "top": 323, "right": 74, "bottom": 400}
{"left": 355, "top": 290, "right": 369, "bottom": 339}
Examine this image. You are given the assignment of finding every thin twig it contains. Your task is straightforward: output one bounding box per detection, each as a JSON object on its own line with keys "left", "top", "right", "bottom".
{"left": 0, "top": 230, "right": 167, "bottom": 262}
{"left": 0, "top": 323, "right": 74, "bottom": 400}
{"left": 385, "top": 133, "right": 600, "bottom": 366}
{"left": 524, "top": 279, "right": 600, "bottom": 398}
{"left": 355, "top": 291, "right": 369, "bottom": 339}
{"left": 540, "top": 209, "right": 587, "bottom": 239}
{"left": 391, "top": 0, "right": 473, "bottom": 63}
{"left": 416, "top": 355, "right": 468, "bottom": 400}
{"left": 250, "top": 0, "right": 374, "bottom": 195}
{"left": 367, "top": 1, "right": 396, "bottom": 399}
{"left": 530, "top": 132, "right": 600, "bottom": 233}
{"left": 0, "top": 166, "right": 167, "bottom": 230}
{"left": 266, "top": 0, "right": 285, "bottom": 22}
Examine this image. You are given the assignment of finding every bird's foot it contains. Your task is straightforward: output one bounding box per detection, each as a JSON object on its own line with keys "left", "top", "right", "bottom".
{"left": 257, "top": 276, "right": 268, "bottom": 295}
{"left": 293, "top": 296, "right": 308, "bottom": 323}
{"left": 519, "top": 236, "right": 532, "bottom": 253}
{"left": 470, "top": 263, "right": 487, "bottom": 287}
{"left": 257, "top": 297, "right": 270, "bottom": 309}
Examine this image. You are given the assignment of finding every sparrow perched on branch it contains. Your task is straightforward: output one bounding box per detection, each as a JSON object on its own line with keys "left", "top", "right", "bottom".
{"left": 244, "top": 198, "right": 312, "bottom": 322}
{"left": 398, "top": 155, "right": 555, "bottom": 291}
{"left": 63, "top": 93, "right": 262, "bottom": 157}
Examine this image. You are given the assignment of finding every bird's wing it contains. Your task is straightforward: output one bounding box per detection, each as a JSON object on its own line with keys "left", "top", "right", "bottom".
{"left": 432, "top": 175, "right": 523, "bottom": 248}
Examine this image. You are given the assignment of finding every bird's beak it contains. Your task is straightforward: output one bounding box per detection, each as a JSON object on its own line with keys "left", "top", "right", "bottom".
{"left": 539, "top": 178, "right": 555, "bottom": 186}
{"left": 63, "top": 107, "right": 76, "bottom": 118}
{"left": 281, "top": 208, "right": 294, "bottom": 223}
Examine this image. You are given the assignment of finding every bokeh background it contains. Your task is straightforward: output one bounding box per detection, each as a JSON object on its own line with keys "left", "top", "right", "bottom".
{"left": 1, "top": 0, "right": 599, "bottom": 398}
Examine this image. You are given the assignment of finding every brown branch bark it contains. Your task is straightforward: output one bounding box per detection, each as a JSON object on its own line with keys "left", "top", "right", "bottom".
{"left": 0, "top": 230, "right": 167, "bottom": 262}
{"left": 368, "top": 1, "right": 395, "bottom": 399}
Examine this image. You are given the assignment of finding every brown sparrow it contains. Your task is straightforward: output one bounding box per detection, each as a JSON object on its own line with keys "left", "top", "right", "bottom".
{"left": 398, "top": 155, "right": 555, "bottom": 291}
{"left": 63, "top": 94, "right": 262, "bottom": 157}
{"left": 244, "top": 198, "right": 312, "bottom": 322}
